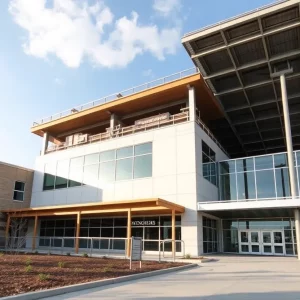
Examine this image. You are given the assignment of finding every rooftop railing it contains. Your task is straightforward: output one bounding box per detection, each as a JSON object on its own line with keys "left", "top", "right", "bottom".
{"left": 46, "top": 111, "right": 189, "bottom": 153}
{"left": 32, "top": 67, "right": 199, "bottom": 127}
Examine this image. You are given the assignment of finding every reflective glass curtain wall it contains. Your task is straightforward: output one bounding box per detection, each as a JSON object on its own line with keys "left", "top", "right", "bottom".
{"left": 222, "top": 218, "right": 297, "bottom": 255}
{"left": 219, "top": 152, "right": 298, "bottom": 201}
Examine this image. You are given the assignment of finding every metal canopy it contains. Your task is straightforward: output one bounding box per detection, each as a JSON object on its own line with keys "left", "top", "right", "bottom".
{"left": 182, "top": 0, "right": 300, "bottom": 158}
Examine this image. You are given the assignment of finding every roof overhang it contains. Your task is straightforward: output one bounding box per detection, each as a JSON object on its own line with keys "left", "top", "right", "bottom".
{"left": 31, "top": 73, "right": 223, "bottom": 139}
{"left": 2, "top": 198, "right": 185, "bottom": 218}
{"left": 182, "top": 0, "right": 300, "bottom": 157}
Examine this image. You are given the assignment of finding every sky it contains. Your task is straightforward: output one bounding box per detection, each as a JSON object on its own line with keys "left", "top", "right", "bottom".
{"left": 0, "top": 0, "right": 277, "bottom": 169}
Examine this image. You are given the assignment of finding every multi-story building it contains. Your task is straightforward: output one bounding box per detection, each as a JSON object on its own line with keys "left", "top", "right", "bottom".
{"left": 0, "top": 162, "right": 33, "bottom": 245}
{"left": 3, "top": 0, "right": 300, "bottom": 257}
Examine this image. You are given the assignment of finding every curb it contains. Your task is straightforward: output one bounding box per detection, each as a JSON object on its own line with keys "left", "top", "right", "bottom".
{"left": 2, "top": 264, "right": 197, "bottom": 300}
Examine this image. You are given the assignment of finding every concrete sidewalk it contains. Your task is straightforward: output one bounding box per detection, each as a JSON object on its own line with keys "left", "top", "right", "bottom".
{"left": 42, "top": 256, "right": 300, "bottom": 300}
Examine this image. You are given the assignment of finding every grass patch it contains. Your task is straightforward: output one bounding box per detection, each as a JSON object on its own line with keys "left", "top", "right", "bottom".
{"left": 25, "top": 265, "right": 32, "bottom": 273}
{"left": 58, "top": 261, "right": 66, "bottom": 268}
{"left": 38, "top": 273, "right": 50, "bottom": 281}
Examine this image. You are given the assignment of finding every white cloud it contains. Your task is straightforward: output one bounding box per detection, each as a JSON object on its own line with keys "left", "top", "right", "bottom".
{"left": 153, "top": 0, "right": 181, "bottom": 17}
{"left": 54, "top": 77, "right": 64, "bottom": 85}
{"left": 9, "top": 0, "right": 181, "bottom": 68}
{"left": 142, "top": 68, "right": 155, "bottom": 78}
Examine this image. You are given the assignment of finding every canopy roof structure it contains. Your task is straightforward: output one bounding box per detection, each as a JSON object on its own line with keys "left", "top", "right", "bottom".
{"left": 182, "top": 0, "right": 300, "bottom": 157}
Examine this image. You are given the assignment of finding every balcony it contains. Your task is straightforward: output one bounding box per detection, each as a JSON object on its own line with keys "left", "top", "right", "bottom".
{"left": 46, "top": 110, "right": 190, "bottom": 154}
{"left": 217, "top": 151, "right": 300, "bottom": 202}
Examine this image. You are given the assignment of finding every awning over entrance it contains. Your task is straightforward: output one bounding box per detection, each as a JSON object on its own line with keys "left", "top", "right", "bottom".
{"left": 2, "top": 198, "right": 185, "bottom": 256}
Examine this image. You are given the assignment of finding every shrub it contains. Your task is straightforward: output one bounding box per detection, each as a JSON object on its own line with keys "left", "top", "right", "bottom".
{"left": 25, "top": 257, "right": 32, "bottom": 266}
{"left": 185, "top": 253, "right": 191, "bottom": 259}
{"left": 34, "top": 251, "right": 39, "bottom": 255}
{"left": 66, "top": 252, "right": 71, "bottom": 256}
{"left": 38, "top": 273, "right": 50, "bottom": 281}
{"left": 25, "top": 265, "right": 32, "bottom": 273}
{"left": 0, "top": 252, "right": 4, "bottom": 257}
{"left": 82, "top": 253, "right": 88, "bottom": 258}
{"left": 102, "top": 267, "right": 110, "bottom": 273}
{"left": 58, "top": 261, "right": 66, "bottom": 268}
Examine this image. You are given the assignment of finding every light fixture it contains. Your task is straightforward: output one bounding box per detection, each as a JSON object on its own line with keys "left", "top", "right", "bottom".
{"left": 71, "top": 108, "right": 78, "bottom": 113}
{"left": 116, "top": 93, "right": 123, "bottom": 98}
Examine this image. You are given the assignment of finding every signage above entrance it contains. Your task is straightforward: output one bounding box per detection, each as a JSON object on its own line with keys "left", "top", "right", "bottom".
{"left": 132, "top": 220, "right": 156, "bottom": 226}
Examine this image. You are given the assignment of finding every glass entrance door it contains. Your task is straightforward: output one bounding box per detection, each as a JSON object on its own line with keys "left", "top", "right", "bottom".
{"left": 239, "top": 231, "right": 261, "bottom": 254}
{"left": 239, "top": 230, "right": 285, "bottom": 255}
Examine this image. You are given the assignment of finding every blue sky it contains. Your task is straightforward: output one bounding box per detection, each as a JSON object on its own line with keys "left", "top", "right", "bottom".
{"left": 0, "top": 0, "right": 275, "bottom": 169}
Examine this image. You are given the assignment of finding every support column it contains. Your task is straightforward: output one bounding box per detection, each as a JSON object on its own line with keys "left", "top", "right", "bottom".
{"left": 75, "top": 212, "right": 81, "bottom": 254}
{"left": 188, "top": 86, "right": 196, "bottom": 122}
{"left": 41, "top": 132, "right": 49, "bottom": 156}
{"left": 172, "top": 209, "right": 175, "bottom": 259}
{"left": 127, "top": 209, "right": 132, "bottom": 258}
{"left": 32, "top": 215, "right": 38, "bottom": 250}
{"left": 280, "top": 74, "right": 300, "bottom": 259}
{"left": 110, "top": 113, "right": 117, "bottom": 130}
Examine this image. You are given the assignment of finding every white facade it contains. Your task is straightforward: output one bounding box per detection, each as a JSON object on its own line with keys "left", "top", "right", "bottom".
{"left": 30, "top": 121, "right": 228, "bottom": 256}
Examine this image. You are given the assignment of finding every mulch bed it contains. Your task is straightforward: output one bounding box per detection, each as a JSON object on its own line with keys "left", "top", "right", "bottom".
{"left": 0, "top": 253, "right": 186, "bottom": 297}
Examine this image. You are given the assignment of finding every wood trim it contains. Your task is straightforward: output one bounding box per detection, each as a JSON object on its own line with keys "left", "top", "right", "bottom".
{"left": 31, "top": 74, "right": 201, "bottom": 135}
{"left": 75, "top": 212, "right": 81, "bottom": 254}
{"left": 172, "top": 209, "right": 175, "bottom": 258}
{"left": 127, "top": 209, "right": 132, "bottom": 258}
{"left": 32, "top": 215, "right": 38, "bottom": 250}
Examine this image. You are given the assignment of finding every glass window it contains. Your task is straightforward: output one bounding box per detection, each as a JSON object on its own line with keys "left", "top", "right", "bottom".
{"left": 114, "top": 218, "right": 127, "bottom": 227}
{"left": 43, "top": 164, "right": 55, "bottom": 191}
{"left": 236, "top": 172, "right": 256, "bottom": 200}
{"left": 134, "top": 155, "right": 152, "bottom": 178}
{"left": 55, "top": 176, "right": 68, "bottom": 189}
{"left": 220, "top": 173, "right": 237, "bottom": 200}
{"left": 84, "top": 153, "right": 99, "bottom": 165}
{"left": 236, "top": 158, "right": 254, "bottom": 172}
{"left": 56, "top": 160, "right": 69, "bottom": 189}
{"left": 220, "top": 161, "right": 236, "bottom": 174}
{"left": 13, "top": 181, "right": 25, "bottom": 201}
{"left": 275, "top": 168, "right": 290, "bottom": 198}
{"left": 255, "top": 155, "right": 273, "bottom": 170}
{"left": 99, "top": 161, "right": 115, "bottom": 182}
{"left": 100, "top": 150, "right": 115, "bottom": 162}
{"left": 83, "top": 164, "right": 99, "bottom": 185}
{"left": 256, "top": 170, "right": 276, "bottom": 198}
{"left": 274, "top": 154, "right": 287, "bottom": 168}
{"left": 135, "top": 143, "right": 152, "bottom": 155}
{"left": 116, "top": 158, "right": 133, "bottom": 181}
{"left": 144, "top": 227, "right": 159, "bottom": 240}
{"left": 117, "top": 146, "right": 133, "bottom": 159}
{"left": 202, "top": 141, "right": 216, "bottom": 186}
{"left": 14, "top": 181, "right": 25, "bottom": 191}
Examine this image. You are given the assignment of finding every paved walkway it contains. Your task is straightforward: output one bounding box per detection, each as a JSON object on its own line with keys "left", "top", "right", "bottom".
{"left": 43, "top": 255, "right": 300, "bottom": 300}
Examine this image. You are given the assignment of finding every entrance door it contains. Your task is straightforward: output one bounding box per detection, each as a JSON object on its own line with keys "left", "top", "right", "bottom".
{"left": 261, "top": 231, "right": 285, "bottom": 255}
{"left": 239, "top": 231, "right": 261, "bottom": 254}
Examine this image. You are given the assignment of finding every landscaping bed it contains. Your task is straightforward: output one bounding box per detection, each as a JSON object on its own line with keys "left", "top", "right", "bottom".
{"left": 0, "top": 253, "right": 186, "bottom": 297}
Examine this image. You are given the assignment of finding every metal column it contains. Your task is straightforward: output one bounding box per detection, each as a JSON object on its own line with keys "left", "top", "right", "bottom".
{"left": 279, "top": 74, "right": 300, "bottom": 259}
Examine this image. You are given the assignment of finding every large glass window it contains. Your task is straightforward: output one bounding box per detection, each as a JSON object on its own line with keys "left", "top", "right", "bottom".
{"left": 116, "top": 158, "right": 133, "bottom": 181}
{"left": 219, "top": 152, "right": 298, "bottom": 201}
{"left": 56, "top": 160, "right": 69, "bottom": 189}
{"left": 42, "top": 143, "right": 153, "bottom": 191}
{"left": 134, "top": 155, "right": 152, "bottom": 178}
{"left": 202, "top": 141, "right": 216, "bottom": 185}
{"left": 203, "top": 217, "right": 218, "bottom": 253}
{"left": 39, "top": 215, "right": 182, "bottom": 252}
{"left": 68, "top": 157, "right": 83, "bottom": 188}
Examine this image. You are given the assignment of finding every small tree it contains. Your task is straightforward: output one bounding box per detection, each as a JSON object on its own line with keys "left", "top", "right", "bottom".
{"left": 6, "top": 214, "right": 28, "bottom": 254}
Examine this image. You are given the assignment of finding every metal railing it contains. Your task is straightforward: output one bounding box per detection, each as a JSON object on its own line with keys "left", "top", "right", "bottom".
{"left": 1, "top": 236, "right": 185, "bottom": 262}
{"left": 33, "top": 68, "right": 199, "bottom": 127}
{"left": 159, "top": 239, "right": 185, "bottom": 262}
{"left": 46, "top": 111, "right": 189, "bottom": 153}
{"left": 196, "top": 117, "right": 229, "bottom": 157}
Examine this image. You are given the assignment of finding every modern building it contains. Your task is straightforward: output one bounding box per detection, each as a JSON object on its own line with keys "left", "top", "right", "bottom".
{"left": 2, "top": 0, "right": 300, "bottom": 257}
{"left": 0, "top": 162, "right": 33, "bottom": 245}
